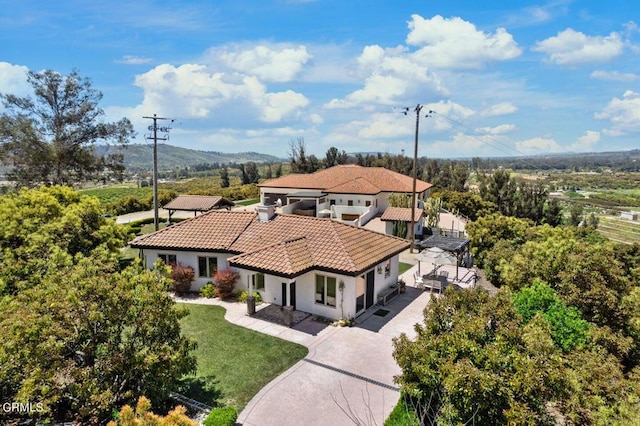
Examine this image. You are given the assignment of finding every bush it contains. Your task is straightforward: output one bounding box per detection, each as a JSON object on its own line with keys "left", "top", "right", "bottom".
{"left": 237, "top": 290, "right": 262, "bottom": 304}
{"left": 200, "top": 282, "right": 217, "bottom": 298}
{"left": 213, "top": 267, "right": 240, "bottom": 299}
{"left": 203, "top": 406, "right": 238, "bottom": 426}
{"left": 170, "top": 263, "right": 195, "bottom": 294}
{"left": 237, "top": 290, "right": 249, "bottom": 303}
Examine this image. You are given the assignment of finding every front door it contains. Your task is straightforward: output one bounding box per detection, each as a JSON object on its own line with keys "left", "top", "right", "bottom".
{"left": 281, "top": 282, "right": 287, "bottom": 307}
{"left": 365, "top": 270, "right": 375, "bottom": 309}
{"left": 290, "top": 281, "right": 297, "bottom": 310}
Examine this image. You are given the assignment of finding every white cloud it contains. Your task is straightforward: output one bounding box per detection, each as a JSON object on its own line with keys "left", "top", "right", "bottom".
{"left": 480, "top": 102, "right": 518, "bottom": 117}
{"left": 570, "top": 130, "right": 600, "bottom": 151}
{"left": 123, "top": 63, "right": 308, "bottom": 124}
{"left": 595, "top": 90, "right": 640, "bottom": 134}
{"left": 477, "top": 124, "right": 516, "bottom": 134}
{"left": 516, "top": 137, "right": 563, "bottom": 153}
{"left": 590, "top": 70, "right": 640, "bottom": 82}
{"left": 358, "top": 112, "right": 414, "bottom": 139}
{"left": 0, "top": 62, "right": 30, "bottom": 98}
{"left": 533, "top": 28, "right": 624, "bottom": 65}
{"left": 407, "top": 15, "right": 522, "bottom": 69}
{"left": 423, "top": 100, "right": 475, "bottom": 132}
{"left": 205, "top": 44, "right": 312, "bottom": 83}
{"left": 115, "top": 55, "right": 153, "bottom": 65}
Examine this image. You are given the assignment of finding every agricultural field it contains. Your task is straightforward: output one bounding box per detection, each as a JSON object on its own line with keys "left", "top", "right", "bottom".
{"left": 596, "top": 216, "right": 640, "bottom": 245}
{"left": 80, "top": 184, "right": 152, "bottom": 204}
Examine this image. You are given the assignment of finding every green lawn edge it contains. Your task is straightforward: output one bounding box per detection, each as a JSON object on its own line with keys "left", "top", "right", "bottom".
{"left": 178, "top": 303, "right": 308, "bottom": 410}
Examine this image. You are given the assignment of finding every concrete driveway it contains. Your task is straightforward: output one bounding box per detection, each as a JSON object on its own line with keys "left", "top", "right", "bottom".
{"left": 234, "top": 283, "right": 432, "bottom": 425}
{"left": 174, "top": 262, "right": 432, "bottom": 426}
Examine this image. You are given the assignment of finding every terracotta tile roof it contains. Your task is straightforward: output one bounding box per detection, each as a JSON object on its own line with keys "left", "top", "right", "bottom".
{"left": 380, "top": 207, "right": 424, "bottom": 222}
{"left": 259, "top": 164, "right": 432, "bottom": 195}
{"left": 129, "top": 211, "right": 256, "bottom": 252}
{"left": 163, "top": 195, "right": 234, "bottom": 211}
{"left": 130, "top": 210, "right": 410, "bottom": 277}
{"left": 230, "top": 237, "right": 315, "bottom": 276}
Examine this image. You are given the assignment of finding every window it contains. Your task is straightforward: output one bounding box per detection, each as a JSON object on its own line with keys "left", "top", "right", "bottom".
{"left": 315, "top": 274, "right": 336, "bottom": 307}
{"left": 319, "top": 197, "right": 326, "bottom": 204}
{"left": 330, "top": 199, "right": 336, "bottom": 206}
{"left": 365, "top": 200, "right": 371, "bottom": 207}
{"left": 348, "top": 200, "right": 353, "bottom": 206}
{"left": 198, "top": 256, "right": 218, "bottom": 278}
{"left": 158, "top": 253, "right": 177, "bottom": 265}
{"left": 384, "top": 260, "right": 391, "bottom": 278}
{"left": 251, "top": 273, "right": 265, "bottom": 291}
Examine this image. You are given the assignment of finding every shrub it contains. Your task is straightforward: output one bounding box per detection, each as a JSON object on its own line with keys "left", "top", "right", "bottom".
{"left": 203, "top": 406, "right": 238, "bottom": 426}
{"left": 237, "top": 290, "right": 263, "bottom": 304}
{"left": 213, "top": 267, "right": 240, "bottom": 299}
{"left": 170, "top": 263, "right": 195, "bottom": 294}
{"left": 200, "top": 282, "right": 217, "bottom": 298}
{"left": 237, "top": 290, "right": 249, "bottom": 303}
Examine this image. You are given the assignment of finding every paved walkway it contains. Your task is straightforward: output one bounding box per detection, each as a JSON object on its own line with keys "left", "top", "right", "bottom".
{"left": 174, "top": 265, "right": 434, "bottom": 426}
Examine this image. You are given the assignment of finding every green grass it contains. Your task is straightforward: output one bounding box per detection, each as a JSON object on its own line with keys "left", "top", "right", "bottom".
{"left": 235, "top": 198, "right": 260, "bottom": 206}
{"left": 178, "top": 303, "right": 308, "bottom": 410}
{"left": 384, "top": 395, "right": 419, "bottom": 426}
{"left": 399, "top": 262, "right": 413, "bottom": 275}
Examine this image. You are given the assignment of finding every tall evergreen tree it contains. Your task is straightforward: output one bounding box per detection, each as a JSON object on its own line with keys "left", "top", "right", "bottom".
{"left": 0, "top": 69, "right": 134, "bottom": 187}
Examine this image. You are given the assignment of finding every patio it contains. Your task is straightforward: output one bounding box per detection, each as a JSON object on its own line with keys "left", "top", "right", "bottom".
{"left": 252, "top": 303, "right": 312, "bottom": 326}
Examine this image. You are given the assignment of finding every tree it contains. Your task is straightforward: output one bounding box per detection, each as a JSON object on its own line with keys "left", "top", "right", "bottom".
{"left": 424, "top": 197, "right": 442, "bottom": 228}
{"left": 514, "top": 279, "right": 590, "bottom": 352}
{"left": 568, "top": 203, "right": 584, "bottom": 226}
{"left": 0, "top": 186, "right": 129, "bottom": 295}
{"left": 219, "top": 166, "right": 230, "bottom": 188}
{"left": 274, "top": 162, "right": 283, "bottom": 178}
{"left": 465, "top": 212, "right": 532, "bottom": 268}
{"left": 289, "top": 138, "right": 309, "bottom": 173}
{"left": 0, "top": 257, "right": 197, "bottom": 424}
{"left": 324, "top": 146, "right": 348, "bottom": 168}
{"left": 245, "top": 161, "right": 260, "bottom": 184}
{"left": 238, "top": 164, "right": 248, "bottom": 185}
{"left": 542, "top": 198, "right": 563, "bottom": 226}
{"left": 393, "top": 287, "right": 564, "bottom": 425}
{"left": 0, "top": 69, "right": 134, "bottom": 187}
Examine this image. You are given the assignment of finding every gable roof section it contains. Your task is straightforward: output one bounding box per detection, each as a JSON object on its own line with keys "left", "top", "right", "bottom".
{"left": 130, "top": 210, "right": 255, "bottom": 252}
{"left": 380, "top": 207, "right": 424, "bottom": 222}
{"left": 130, "top": 210, "right": 410, "bottom": 277}
{"left": 229, "top": 237, "right": 315, "bottom": 277}
{"left": 259, "top": 165, "right": 432, "bottom": 195}
{"left": 163, "top": 195, "right": 234, "bottom": 211}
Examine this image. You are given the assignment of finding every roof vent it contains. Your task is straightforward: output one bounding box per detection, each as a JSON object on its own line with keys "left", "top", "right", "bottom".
{"left": 256, "top": 205, "right": 276, "bottom": 222}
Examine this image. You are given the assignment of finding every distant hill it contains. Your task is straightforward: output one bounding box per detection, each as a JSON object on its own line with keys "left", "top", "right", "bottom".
{"left": 96, "top": 144, "right": 283, "bottom": 173}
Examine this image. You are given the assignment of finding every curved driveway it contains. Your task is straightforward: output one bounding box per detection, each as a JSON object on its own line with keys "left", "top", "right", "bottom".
{"left": 177, "top": 264, "right": 432, "bottom": 426}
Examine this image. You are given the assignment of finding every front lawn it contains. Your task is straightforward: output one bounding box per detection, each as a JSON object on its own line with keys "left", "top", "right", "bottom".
{"left": 178, "top": 303, "right": 308, "bottom": 410}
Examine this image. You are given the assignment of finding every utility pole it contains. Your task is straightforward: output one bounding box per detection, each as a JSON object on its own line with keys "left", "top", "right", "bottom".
{"left": 143, "top": 114, "right": 172, "bottom": 231}
{"left": 409, "top": 104, "right": 422, "bottom": 254}
{"left": 404, "top": 104, "right": 433, "bottom": 253}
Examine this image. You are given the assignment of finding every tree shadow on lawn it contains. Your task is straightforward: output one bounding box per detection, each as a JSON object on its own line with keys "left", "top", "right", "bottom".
{"left": 176, "top": 375, "right": 223, "bottom": 407}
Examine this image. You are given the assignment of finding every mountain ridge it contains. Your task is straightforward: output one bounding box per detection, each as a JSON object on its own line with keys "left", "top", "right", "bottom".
{"left": 96, "top": 143, "right": 283, "bottom": 172}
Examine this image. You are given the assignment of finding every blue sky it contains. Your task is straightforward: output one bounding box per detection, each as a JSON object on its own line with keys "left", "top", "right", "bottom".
{"left": 1, "top": 0, "right": 639, "bottom": 159}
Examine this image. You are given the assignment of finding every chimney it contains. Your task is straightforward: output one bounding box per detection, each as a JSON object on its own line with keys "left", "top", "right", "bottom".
{"left": 256, "top": 205, "right": 276, "bottom": 222}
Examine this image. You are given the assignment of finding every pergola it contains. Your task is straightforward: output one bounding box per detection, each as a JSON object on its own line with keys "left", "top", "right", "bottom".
{"left": 417, "top": 235, "right": 471, "bottom": 280}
